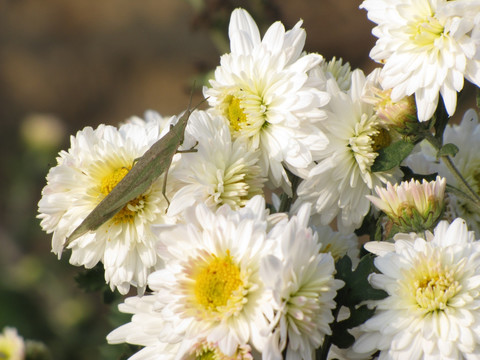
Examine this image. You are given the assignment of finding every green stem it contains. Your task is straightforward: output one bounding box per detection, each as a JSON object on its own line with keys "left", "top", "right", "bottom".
{"left": 278, "top": 193, "right": 292, "bottom": 213}
{"left": 425, "top": 134, "right": 480, "bottom": 205}
{"left": 441, "top": 155, "right": 480, "bottom": 204}
{"left": 278, "top": 169, "right": 302, "bottom": 213}
{"left": 446, "top": 184, "right": 480, "bottom": 214}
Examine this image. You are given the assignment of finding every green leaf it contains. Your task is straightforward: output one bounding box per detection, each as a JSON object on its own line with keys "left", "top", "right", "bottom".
{"left": 374, "top": 215, "right": 384, "bottom": 241}
{"left": 437, "top": 143, "right": 459, "bottom": 158}
{"left": 338, "top": 305, "right": 376, "bottom": 329}
{"left": 330, "top": 305, "right": 376, "bottom": 349}
{"left": 74, "top": 264, "right": 106, "bottom": 292}
{"left": 335, "top": 255, "right": 387, "bottom": 308}
{"left": 329, "top": 326, "right": 356, "bottom": 349}
{"left": 433, "top": 97, "right": 449, "bottom": 143}
{"left": 399, "top": 166, "right": 439, "bottom": 183}
{"left": 371, "top": 140, "right": 415, "bottom": 172}
{"left": 75, "top": 265, "right": 120, "bottom": 304}
{"left": 354, "top": 210, "right": 377, "bottom": 239}
{"left": 329, "top": 256, "right": 388, "bottom": 350}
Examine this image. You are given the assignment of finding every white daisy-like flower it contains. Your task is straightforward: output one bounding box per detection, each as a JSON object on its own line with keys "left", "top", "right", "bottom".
{"left": 295, "top": 69, "right": 400, "bottom": 233}
{"left": 0, "top": 327, "right": 25, "bottom": 360}
{"left": 314, "top": 223, "right": 360, "bottom": 266}
{"left": 110, "top": 196, "right": 273, "bottom": 357}
{"left": 38, "top": 111, "right": 177, "bottom": 294}
{"left": 167, "top": 110, "right": 266, "bottom": 216}
{"left": 107, "top": 294, "right": 184, "bottom": 359}
{"left": 360, "top": 0, "right": 480, "bottom": 121}
{"left": 320, "top": 57, "right": 353, "bottom": 92}
{"left": 406, "top": 108, "right": 480, "bottom": 235}
{"left": 355, "top": 218, "right": 480, "bottom": 359}
{"left": 260, "top": 203, "right": 344, "bottom": 360}
{"left": 107, "top": 294, "right": 254, "bottom": 360}
{"left": 204, "top": 8, "right": 330, "bottom": 191}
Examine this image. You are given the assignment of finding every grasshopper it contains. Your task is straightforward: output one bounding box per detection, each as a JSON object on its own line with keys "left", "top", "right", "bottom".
{"left": 64, "top": 97, "right": 202, "bottom": 248}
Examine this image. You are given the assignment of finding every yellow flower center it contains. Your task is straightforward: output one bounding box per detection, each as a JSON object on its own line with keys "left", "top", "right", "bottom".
{"left": 411, "top": 16, "right": 444, "bottom": 47}
{"left": 100, "top": 166, "right": 146, "bottom": 224}
{"left": 222, "top": 92, "right": 267, "bottom": 142}
{"left": 403, "top": 253, "right": 459, "bottom": 313}
{"left": 415, "top": 272, "right": 457, "bottom": 312}
{"left": 194, "top": 251, "right": 243, "bottom": 311}
{"left": 227, "top": 96, "right": 248, "bottom": 132}
{"left": 101, "top": 167, "right": 130, "bottom": 195}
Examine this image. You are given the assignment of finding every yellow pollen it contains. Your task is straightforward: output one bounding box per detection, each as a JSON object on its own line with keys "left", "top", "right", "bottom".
{"left": 100, "top": 166, "right": 145, "bottom": 224}
{"left": 371, "top": 127, "right": 392, "bottom": 152}
{"left": 227, "top": 96, "right": 248, "bottom": 132}
{"left": 413, "top": 268, "right": 458, "bottom": 312}
{"left": 194, "top": 251, "right": 243, "bottom": 311}
{"left": 101, "top": 167, "right": 130, "bottom": 195}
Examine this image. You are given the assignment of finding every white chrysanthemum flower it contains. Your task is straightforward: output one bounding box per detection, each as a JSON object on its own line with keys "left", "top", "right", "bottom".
{"left": 107, "top": 294, "right": 185, "bottom": 359}
{"left": 0, "top": 327, "right": 25, "bottom": 360}
{"left": 38, "top": 111, "right": 177, "bottom": 294}
{"left": 360, "top": 0, "right": 480, "bottom": 121}
{"left": 295, "top": 69, "right": 400, "bottom": 233}
{"left": 406, "top": 108, "right": 480, "bottom": 235}
{"left": 204, "top": 8, "right": 330, "bottom": 191}
{"left": 320, "top": 57, "right": 352, "bottom": 92}
{"left": 314, "top": 223, "right": 360, "bottom": 267}
{"left": 110, "top": 196, "right": 273, "bottom": 357}
{"left": 260, "top": 203, "right": 344, "bottom": 360}
{"left": 167, "top": 110, "right": 266, "bottom": 216}
{"left": 355, "top": 218, "right": 480, "bottom": 359}
{"left": 107, "top": 294, "right": 254, "bottom": 360}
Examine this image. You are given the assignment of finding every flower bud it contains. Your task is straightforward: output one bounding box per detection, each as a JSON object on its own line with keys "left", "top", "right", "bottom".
{"left": 373, "top": 88, "right": 417, "bottom": 131}
{"left": 367, "top": 176, "right": 447, "bottom": 233}
{"left": 363, "top": 69, "right": 422, "bottom": 140}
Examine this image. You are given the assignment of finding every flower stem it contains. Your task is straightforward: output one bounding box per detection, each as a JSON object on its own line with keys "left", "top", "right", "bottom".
{"left": 441, "top": 155, "right": 480, "bottom": 204}
{"left": 425, "top": 134, "right": 480, "bottom": 205}
{"left": 446, "top": 184, "right": 480, "bottom": 214}
{"left": 278, "top": 169, "right": 302, "bottom": 213}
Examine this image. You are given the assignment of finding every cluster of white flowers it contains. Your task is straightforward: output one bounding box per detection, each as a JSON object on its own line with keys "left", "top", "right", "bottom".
{"left": 37, "top": 3, "right": 480, "bottom": 360}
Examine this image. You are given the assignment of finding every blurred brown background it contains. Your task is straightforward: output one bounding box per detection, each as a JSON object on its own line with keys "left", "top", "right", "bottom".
{"left": 0, "top": 1, "right": 378, "bottom": 359}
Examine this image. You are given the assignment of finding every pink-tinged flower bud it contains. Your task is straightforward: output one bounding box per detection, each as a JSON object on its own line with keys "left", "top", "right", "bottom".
{"left": 186, "top": 339, "right": 253, "bottom": 360}
{"left": 367, "top": 176, "right": 447, "bottom": 233}
{"left": 363, "top": 69, "right": 421, "bottom": 140}
{"left": 373, "top": 88, "right": 417, "bottom": 130}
